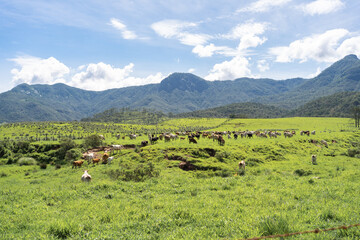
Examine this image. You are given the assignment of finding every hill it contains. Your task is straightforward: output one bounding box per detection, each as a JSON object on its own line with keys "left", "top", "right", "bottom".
{"left": 175, "top": 102, "right": 288, "bottom": 119}
{"left": 0, "top": 54, "right": 359, "bottom": 122}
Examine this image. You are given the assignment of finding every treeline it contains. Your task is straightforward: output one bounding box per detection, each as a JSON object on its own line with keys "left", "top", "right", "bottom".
{"left": 81, "top": 108, "right": 168, "bottom": 125}
{"left": 0, "top": 135, "right": 104, "bottom": 166}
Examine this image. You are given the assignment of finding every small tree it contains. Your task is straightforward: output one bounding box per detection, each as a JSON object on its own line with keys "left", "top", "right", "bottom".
{"left": 57, "top": 138, "right": 77, "bottom": 160}
{"left": 354, "top": 106, "right": 360, "bottom": 128}
{"left": 65, "top": 148, "right": 82, "bottom": 162}
{"left": 83, "top": 134, "right": 102, "bottom": 148}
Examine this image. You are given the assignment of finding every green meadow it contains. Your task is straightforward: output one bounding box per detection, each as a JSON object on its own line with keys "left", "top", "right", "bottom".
{"left": 0, "top": 117, "right": 359, "bottom": 239}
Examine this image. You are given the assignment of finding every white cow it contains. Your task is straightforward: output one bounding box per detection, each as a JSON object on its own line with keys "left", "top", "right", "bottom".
{"left": 81, "top": 170, "right": 92, "bottom": 182}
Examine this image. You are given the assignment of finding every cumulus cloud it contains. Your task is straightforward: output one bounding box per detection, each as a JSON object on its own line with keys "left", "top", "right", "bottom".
{"left": 238, "top": 0, "right": 291, "bottom": 13}
{"left": 9, "top": 56, "right": 165, "bottom": 91}
{"left": 10, "top": 56, "right": 70, "bottom": 85}
{"left": 71, "top": 62, "right": 165, "bottom": 90}
{"left": 223, "top": 21, "right": 268, "bottom": 53}
{"left": 257, "top": 60, "right": 270, "bottom": 72}
{"left": 151, "top": 19, "right": 210, "bottom": 46}
{"left": 308, "top": 67, "right": 322, "bottom": 78}
{"left": 269, "top": 28, "right": 357, "bottom": 63}
{"left": 192, "top": 44, "right": 236, "bottom": 57}
{"left": 205, "top": 56, "right": 252, "bottom": 81}
{"left": 109, "top": 18, "right": 138, "bottom": 39}
{"left": 301, "top": 0, "right": 344, "bottom": 15}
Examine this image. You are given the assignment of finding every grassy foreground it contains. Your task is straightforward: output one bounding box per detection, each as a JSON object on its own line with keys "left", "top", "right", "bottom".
{"left": 0, "top": 117, "right": 360, "bottom": 239}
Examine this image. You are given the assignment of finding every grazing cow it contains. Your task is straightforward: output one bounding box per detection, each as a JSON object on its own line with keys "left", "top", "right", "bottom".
{"left": 99, "top": 135, "right": 105, "bottom": 140}
{"left": 129, "top": 134, "right": 137, "bottom": 140}
{"left": 141, "top": 140, "right": 148, "bottom": 147}
{"left": 107, "top": 156, "right": 114, "bottom": 165}
{"left": 92, "top": 158, "right": 101, "bottom": 165}
{"left": 81, "top": 170, "right": 92, "bottom": 182}
{"left": 218, "top": 136, "right": 225, "bottom": 146}
{"left": 164, "top": 135, "right": 171, "bottom": 142}
{"left": 112, "top": 145, "right": 122, "bottom": 150}
{"left": 234, "top": 133, "right": 238, "bottom": 140}
{"left": 321, "top": 140, "right": 328, "bottom": 148}
{"left": 227, "top": 134, "right": 232, "bottom": 139}
{"left": 311, "top": 155, "right": 317, "bottom": 165}
{"left": 238, "top": 160, "right": 246, "bottom": 170}
{"left": 189, "top": 137, "right": 197, "bottom": 144}
{"left": 311, "top": 130, "right": 316, "bottom": 135}
{"left": 180, "top": 137, "right": 186, "bottom": 140}
{"left": 102, "top": 153, "right": 109, "bottom": 164}
{"left": 72, "top": 160, "right": 84, "bottom": 168}
{"left": 85, "top": 153, "right": 94, "bottom": 164}
{"left": 116, "top": 134, "right": 121, "bottom": 140}
{"left": 284, "top": 131, "right": 293, "bottom": 138}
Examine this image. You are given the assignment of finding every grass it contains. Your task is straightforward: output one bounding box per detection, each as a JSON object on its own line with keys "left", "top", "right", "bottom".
{"left": 0, "top": 117, "right": 359, "bottom": 239}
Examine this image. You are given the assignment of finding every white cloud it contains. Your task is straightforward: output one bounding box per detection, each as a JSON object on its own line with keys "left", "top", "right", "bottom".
{"left": 151, "top": 19, "right": 210, "bottom": 46}
{"left": 9, "top": 56, "right": 166, "bottom": 91}
{"left": 188, "top": 68, "right": 195, "bottom": 73}
{"left": 109, "top": 18, "right": 138, "bottom": 39}
{"left": 269, "top": 28, "right": 353, "bottom": 63}
{"left": 301, "top": 0, "right": 344, "bottom": 15}
{"left": 10, "top": 56, "right": 69, "bottom": 85}
{"left": 205, "top": 56, "right": 252, "bottom": 81}
{"left": 71, "top": 62, "right": 164, "bottom": 91}
{"left": 223, "top": 21, "right": 268, "bottom": 52}
{"left": 257, "top": 60, "right": 270, "bottom": 72}
{"left": 308, "top": 67, "right": 322, "bottom": 78}
{"left": 238, "top": 0, "right": 291, "bottom": 13}
{"left": 192, "top": 44, "right": 236, "bottom": 57}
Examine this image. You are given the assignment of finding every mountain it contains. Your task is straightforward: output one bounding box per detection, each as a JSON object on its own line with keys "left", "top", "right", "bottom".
{"left": 0, "top": 54, "right": 359, "bottom": 122}
{"left": 175, "top": 102, "right": 288, "bottom": 119}
{"left": 254, "top": 54, "right": 360, "bottom": 108}
{"left": 288, "top": 91, "right": 360, "bottom": 117}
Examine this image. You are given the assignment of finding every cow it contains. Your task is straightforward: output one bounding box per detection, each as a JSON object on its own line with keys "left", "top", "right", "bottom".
{"left": 84, "top": 153, "right": 94, "bottom": 164}
{"left": 92, "top": 158, "right": 101, "bottom": 165}
{"left": 72, "top": 160, "right": 84, "bottom": 168}
{"left": 141, "top": 140, "right": 148, "bottom": 147}
{"left": 102, "top": 153, "right": 109, "bottom": 164}
{"left": 81, "top": 170, "right": 92, "bottom": 182}
{"left": 238, "top": 160, "right": 246, "bottom": 170}
{"left": 99, "top": 135, "right": 105, "bottom": 140}
{"left": 189, "top": 137, "right": 197, "bottom": 144}
{"left": 238, "top": 160, "right": 246, "bottom": 175}
{"left": 311, "top": 130, "right": 316, "bottom": 135}
{"left": 321, "top": 140, "right": 328, "bottom": 148}
{"left": 311, "top": 155, "right": 317, "bottom": 165}
{"left": 107, "top": 156, "right": 114, "bottom": 165}
{"left": 129, "top": 134, "right": 137, "bottom": 140}
{"left": 218, "top": 136, "right": 225, "bottom": 146}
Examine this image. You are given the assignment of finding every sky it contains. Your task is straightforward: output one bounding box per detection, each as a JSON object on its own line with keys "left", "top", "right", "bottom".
{"left": 0, "top": 0, "right": 360, "bottom": 92}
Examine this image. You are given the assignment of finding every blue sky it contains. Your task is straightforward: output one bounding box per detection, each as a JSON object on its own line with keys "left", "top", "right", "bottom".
{"left": 0, "top": 0, "right": 359, "bottom": 92}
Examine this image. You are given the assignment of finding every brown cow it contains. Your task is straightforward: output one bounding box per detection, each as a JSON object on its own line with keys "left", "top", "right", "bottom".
{"left": 72, "top": 160, "right": 84, "bottom": 168}
{"left": 92, "top": 158, "right": 101, "bottom": 165}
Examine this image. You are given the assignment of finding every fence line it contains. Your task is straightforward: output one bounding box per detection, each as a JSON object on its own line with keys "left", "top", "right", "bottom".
{"left": 239, "top": 223, "right": 360, "bottom": 240}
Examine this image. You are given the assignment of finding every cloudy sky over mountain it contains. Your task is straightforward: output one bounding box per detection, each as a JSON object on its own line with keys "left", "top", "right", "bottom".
{"left": 0, "top": 0, "right": 359, "bottom": 92}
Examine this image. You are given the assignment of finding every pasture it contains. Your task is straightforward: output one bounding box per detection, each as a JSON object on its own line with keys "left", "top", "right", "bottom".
{"left": 0, "top": 117, "right": 360, "bottom": 239}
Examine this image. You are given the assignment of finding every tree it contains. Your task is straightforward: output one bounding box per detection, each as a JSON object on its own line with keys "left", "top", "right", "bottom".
{"left": 57, "top": 138, "right": 77, "bottom": 160}
{"left": 354, "top": 106, "right": 360, "bottom": 128}
{"left": 83, "top": 134, "right": 102, "bottom": 148}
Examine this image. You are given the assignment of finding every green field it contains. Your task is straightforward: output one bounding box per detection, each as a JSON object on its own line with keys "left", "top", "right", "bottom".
{"left": 0, "top": 117, "right": 359, "bottom": 239}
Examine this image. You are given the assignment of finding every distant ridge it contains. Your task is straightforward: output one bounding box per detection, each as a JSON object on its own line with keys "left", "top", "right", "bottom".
{"left": 0, "top": 54, "right": 359, "bottom": 122}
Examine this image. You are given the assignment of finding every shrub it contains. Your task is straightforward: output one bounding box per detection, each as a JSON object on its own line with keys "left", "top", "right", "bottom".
{"left": 65, "top": 148, "right": 82, "bottom": 162}
{"left": 348, "top": 148, "right": 360, "bottom": 157}
{"left": 258, "top": 215, "right": 291, "bottom": 236}
{"left": 39, "top": 163, "right": 47, "bottom": 169}
{"left": 18, "top": 157, "right": 37, "bottom": 166}
{"left": 107, "top": 162, "right": 159, "bottom": 182}
{"left": 83, "top": 135, "right": 102, "bottom": 148}
{"left": 294, "top": 169, "right": 312, "bottom": 177}
{"left": 246, "top": 158, "right": 264, "bottom": 167}
{"left": 55, "top": 164, "right": 61, "bottom": 170}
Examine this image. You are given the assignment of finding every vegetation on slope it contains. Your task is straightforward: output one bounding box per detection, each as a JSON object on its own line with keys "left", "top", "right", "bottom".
{"left": 0, "top": 118, "right": 359, "bottom": 239}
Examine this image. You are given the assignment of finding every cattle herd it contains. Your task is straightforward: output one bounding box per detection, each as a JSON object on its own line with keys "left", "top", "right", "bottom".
{"left": 75, "top": 129, "right": 330, "bottom": 181}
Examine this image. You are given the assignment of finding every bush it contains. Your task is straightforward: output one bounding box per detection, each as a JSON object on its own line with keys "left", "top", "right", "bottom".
{"left": 348, "top": 148, "right": 360, "bottom": 157}
{"left": 65, "top": 148, "right": 82, "bottom": 162}
{"left": 18, "top": 157, "right": 37, "bottom": 166}
{"left": 39, "top": 163, "right": 47, "bottom": 169}
{"left": 258, "top": 215, "right": 291, "bottom": 236}
{"left": 83, "top": 135, "right": 102, "bottom": 148}
{"left": 107, "top": 162, "right": 159, "bottom": 182}
{"left": 294, "top": 169, "right": 312, "bottom": 177}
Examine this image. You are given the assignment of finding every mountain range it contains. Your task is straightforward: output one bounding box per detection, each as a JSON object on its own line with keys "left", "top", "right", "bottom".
{"left": 0, "top": 54, "right": 359, "bottom": 122}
